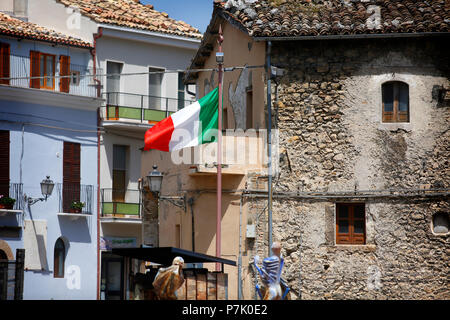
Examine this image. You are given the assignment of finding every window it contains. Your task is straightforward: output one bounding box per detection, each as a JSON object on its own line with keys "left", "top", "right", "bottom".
{"left": 336, "top": 203, "right": 366, "bottom": 244}
{"left": 178, "top": 72, "right": 185, "bottom": 110}
{"left": 175, "top": 224, "right": 181, "bottom": 248}
{"left": 70, "top": 71, "right": 80, "bottom": 86}
{"left": 30, "top": 51, "right": 55, "bottom": 90}
{"left": 112, "top": 145, "right": 127, "bottom": 203}
{"left": 63, "top": 141, "right": 80, "bottom": 212}
{"left": 0, "top": 42, "right": 10, "bottom": 85}
{"left": 0, "top": 130, "right": 9, "bottom": 198}
{"left": 149, "top": 67, "right": 164, "bottom": 109}
{"left": 59, "top": 55, "right": 71, "bottom": 93}
{"left": 432, "top": 212, "right": 449, "bottom": 235}
{"left": 382, "top": 81, "right": 409, "bottom": 123}
{"left": 54, "top": 238, "right": 65, "bottom": 278}
{"left": 246, "top": 87, "right": 253, "bottom": 129}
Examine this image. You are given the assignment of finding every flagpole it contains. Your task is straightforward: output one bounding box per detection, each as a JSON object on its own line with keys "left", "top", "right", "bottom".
{"left": 216, "top": 25, "right": 224, "bottom": 272}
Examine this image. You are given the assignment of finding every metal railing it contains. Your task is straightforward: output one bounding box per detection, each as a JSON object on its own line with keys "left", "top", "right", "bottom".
{"left": 2, "top": 53, "right": 102, "bottom": 98}
{"left": 56, "top": 183, "right": 93, "bottom": 214}
{"left": 100, "top": 188, "right": 141, "bottom": 218}
{"left": 102, "top": 92, "right": 195, "bottom": 123}
{"left": 0, "top": 183, "right": 24, "bottom": 211}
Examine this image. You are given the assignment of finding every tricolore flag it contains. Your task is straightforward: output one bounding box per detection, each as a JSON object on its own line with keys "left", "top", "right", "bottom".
{"left": 144, "top": 87, "right": 219, "bottom": 152}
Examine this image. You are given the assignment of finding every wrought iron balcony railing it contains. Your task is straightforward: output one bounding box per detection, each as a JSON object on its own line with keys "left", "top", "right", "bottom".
{"left": 0, "top": 183, "right": 24, "bottom": 211}
{"left": 56, "top": 183, "right": 94, "bottom": 214}
{"left": 1, "top": 53, "right": 102, "bottom": 98}
{"left": 100, "top": 188, "right": 141, "bottom": 219}
{"left": 101, "top": 92, "right": 195, "bottom": 123}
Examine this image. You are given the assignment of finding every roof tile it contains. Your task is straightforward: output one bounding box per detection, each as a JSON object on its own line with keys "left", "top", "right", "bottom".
{"left": 57, "top": 0, "right": 203, "bottom": 39}
{"left": 218, "top": 0, "right": 450, "bottom": 37}
{"left": 0, "top": 12, "right": 92, "bottom": 48}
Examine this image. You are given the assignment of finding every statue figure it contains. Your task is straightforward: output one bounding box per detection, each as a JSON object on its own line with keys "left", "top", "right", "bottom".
{"left": 254, "top": 242, "right": 289, "bottom": 300}
{"left": 152, "top": 256, "right": 185, "bottom": 300}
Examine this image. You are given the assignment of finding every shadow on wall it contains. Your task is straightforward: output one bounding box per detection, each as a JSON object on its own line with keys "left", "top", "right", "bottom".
{"left": 57, "top": 216, "right": 92, "bottom": 243}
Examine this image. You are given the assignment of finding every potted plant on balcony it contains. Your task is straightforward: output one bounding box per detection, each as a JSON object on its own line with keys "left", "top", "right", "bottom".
{"left": 70, "top": 201, "right": 85, "bottom": 213}
{"left": 0, "top": 195, "right": 16, "bottom": 210}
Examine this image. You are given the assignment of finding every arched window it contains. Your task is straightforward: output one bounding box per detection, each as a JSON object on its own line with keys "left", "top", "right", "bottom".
{"left": 382, "top": 81, "right": 409, "bottom": 123}
{"left": 432, "top": 212, "right": 449, "bottom": 235}
{"left": 54, "top": 238, "right": 65, "bottom": 278}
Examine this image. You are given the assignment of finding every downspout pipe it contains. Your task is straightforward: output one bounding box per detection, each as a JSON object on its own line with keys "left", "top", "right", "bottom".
{"left": 91, "top": 27, "right": 103, "bottom": 301}
{"left": 266, "top": 40, "right": 273, "bottom": 256}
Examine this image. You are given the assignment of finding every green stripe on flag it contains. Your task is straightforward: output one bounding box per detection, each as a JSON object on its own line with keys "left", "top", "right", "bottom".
{"left": 198, "top": 87, "right": 219, "bottom": 145}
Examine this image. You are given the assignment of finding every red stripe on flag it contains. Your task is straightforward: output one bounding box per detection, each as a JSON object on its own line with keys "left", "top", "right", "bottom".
{"left": 144, "top": 116, "right": 175, "bottom": 152}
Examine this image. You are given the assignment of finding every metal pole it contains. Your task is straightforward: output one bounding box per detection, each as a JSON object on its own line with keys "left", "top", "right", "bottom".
{"left": 267, "top": 41, "right": 273, "bottom": 256}
{"left": 216, "top": 25, "right": 224, "bottom": 272}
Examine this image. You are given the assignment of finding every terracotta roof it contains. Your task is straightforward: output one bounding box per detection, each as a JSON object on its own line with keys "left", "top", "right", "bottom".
{"left": 0, "top": 12, "right": 92, "bottom": 48}
{"left": 217, "top": 0, "right": 450, "bottom": 37}
{"left": 56, "top": 0, "right": 203, "bottom": 39}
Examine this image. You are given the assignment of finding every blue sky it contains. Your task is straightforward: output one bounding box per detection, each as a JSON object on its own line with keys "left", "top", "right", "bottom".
{"left": 141, "top": 0, "right": 214, "bottom": 33}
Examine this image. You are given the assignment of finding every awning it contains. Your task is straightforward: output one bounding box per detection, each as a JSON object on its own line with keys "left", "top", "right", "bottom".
{"left": 111, "top": 247, "right": 236, "bottom": 267}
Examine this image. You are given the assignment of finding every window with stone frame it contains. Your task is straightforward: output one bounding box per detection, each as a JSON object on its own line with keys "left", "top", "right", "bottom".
{"left": 382, "top": 81, "right": 409, "bottom": 123}
{"left": 336, "top": 203, "right": 366, "bottom": 245}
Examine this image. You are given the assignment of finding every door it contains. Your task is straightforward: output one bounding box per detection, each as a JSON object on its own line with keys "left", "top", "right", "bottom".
{"left": 107, "top": 61, "right": 122, "bottom": 106}
{"left": 112, "top": 145, "right": 127, "bottom": 204}
{"left": 101, "top": 254, "right": 124, "bottom": 300}
{"left": 0, "top": 250, "right": 7, "bottom": 300}
{"left": 149, "top": 67, "right": 163, "bottom": 109}
{"left": 63, "top": 142, "right": 80, "bottom": 212}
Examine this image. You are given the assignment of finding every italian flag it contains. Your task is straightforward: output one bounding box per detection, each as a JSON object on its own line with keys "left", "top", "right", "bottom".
{"left": 144, "top": 87, "right": 219, "bottom": 152}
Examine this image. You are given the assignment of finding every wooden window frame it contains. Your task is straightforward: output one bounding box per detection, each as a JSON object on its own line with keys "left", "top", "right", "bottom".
{"left": 0, "top": 130, "right": 10, "bottom": 198}
{"left": 0, "top": 42, "right": 10, "bottom": 85}
{"left": 59, "top": 55, "right": 71, "bottom": 93}
{"left": 54, "top": 238, "right": 65, "bottom": 278}
{"left": 382, "top": 81, "right": 409, "bottom": 123}
{"left": 63, "top": 141, "right": 81, "bottom": 213}
{"left": 30, "top": 51, "right": 55, "bottom": 90}
{"left": 336, "top": 203, "right": 366, "bottom": 245}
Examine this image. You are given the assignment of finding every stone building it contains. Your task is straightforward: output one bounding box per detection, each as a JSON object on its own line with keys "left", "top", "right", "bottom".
{"left": 144, "top": 0, "right": 450, "bottom": 299}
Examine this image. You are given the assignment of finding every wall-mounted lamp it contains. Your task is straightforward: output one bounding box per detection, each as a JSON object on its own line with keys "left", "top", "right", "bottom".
{"left": 24, "top": 176, "right": 55, "bottom": 206}
{"left": 146, "top": 165, "right": 163, "bottom": 195}
{"left": 144, "top": 165, "right": 186, "bottom": 212}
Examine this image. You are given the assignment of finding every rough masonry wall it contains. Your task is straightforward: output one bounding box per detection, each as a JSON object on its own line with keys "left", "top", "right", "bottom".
{"left": 248, "top": 38, "right": 450, "bottom": 299}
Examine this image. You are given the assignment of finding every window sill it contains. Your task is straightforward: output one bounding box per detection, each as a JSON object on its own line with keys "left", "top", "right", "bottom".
{"left": 378, "top": 122, "right": 411, "bottom": 132}
{"left": 327, "top": 244, "right": 376, "bottom": 253}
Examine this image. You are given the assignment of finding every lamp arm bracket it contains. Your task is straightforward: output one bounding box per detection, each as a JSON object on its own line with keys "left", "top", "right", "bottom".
{"left": 159, "top": 195, "right": 186, "bottom": 212}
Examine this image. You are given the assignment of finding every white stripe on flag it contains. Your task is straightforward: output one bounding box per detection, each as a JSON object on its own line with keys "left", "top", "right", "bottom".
{"left": 169, "top": 101, "right": 201, "bottom": 151}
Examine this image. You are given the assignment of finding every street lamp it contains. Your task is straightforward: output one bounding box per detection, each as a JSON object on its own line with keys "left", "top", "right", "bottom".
{"left": 146, "top": 165, "right": 163, "bottom": 195}
{"left": 25, "top": 175, "right": 55, "bottom": 206}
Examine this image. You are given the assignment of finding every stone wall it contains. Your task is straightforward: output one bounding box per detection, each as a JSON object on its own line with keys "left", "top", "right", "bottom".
{"left": 248, "top": 38, "right": 450, "bottom": 299}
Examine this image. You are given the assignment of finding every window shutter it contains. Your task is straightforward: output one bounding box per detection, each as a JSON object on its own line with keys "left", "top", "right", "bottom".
{"left": 59, "top": 55, "right": 70, "bottom": 93}
{"left": 0, "top": 43, "right": 10, "bottom": 85}
{"left": 0, "top": 130, "right": 10, "bottom": 197}
{"left": 63, "top": 142, "right": 80, "bottom": 212}
{"left": 30, "top": 51, "right": 41, "bottom": 89}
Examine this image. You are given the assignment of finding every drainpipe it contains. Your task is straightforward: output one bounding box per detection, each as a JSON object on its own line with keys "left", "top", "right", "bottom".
{"left": 266, "top": 41, "right": 273, "bottom": 256}
{"left": 91, "top": 27, "right": 103, "bottom": 98}
{"left": 91, "top": 27, "right": 103, "bottom": 301}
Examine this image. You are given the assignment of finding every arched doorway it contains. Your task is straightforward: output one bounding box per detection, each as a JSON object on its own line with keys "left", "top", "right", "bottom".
{"left": 0, "top": 240, "right": 13, "bottom": 260}
{"left": 0, "top": 250, "right": 7, "bottom": 260}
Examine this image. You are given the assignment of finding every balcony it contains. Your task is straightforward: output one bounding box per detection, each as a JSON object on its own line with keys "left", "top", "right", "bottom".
{"left": 0, "top": 183, "right": 24, "bottom": 216}
{"left": 56, "top": 183, "right": 93, "bottom": 220}
{"left": 100, "top": 92, "right": 195, "bottom": 132}
{"left": 1, "top": 53, "right": 102, "bottom": 98}
{"left": 100, "top": 188, "right": 142, "bottom": 223}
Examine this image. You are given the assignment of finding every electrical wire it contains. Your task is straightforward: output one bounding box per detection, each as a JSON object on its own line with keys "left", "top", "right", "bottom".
{"left": 0, "top": 118, "right": 105, "bottom": 133}
{"left": 0, "top": 65, "right": 265, "bottom": 82}
{"left": 0, "top": 111, "right": 103, "bottom": 130}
